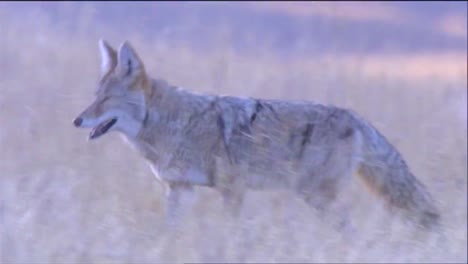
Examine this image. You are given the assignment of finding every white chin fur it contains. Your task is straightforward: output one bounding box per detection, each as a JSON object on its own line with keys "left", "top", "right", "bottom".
{"left": 114, "top": 117, "right": 142, "bottom": 139}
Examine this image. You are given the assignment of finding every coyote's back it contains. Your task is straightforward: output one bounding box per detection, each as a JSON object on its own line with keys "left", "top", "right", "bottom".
{"left": 73, "top": 39, "right": 440, "bottom": 232}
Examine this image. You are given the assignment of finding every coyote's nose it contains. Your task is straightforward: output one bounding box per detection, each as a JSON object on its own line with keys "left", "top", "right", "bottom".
{"left": 73, "top": 117, "right": 83, "bottom": 127}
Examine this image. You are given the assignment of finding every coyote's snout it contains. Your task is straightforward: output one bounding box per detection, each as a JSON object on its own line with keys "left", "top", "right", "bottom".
{"left": 73, "top": 111, "right": 118, "bottom": 140}
{"left": 73, "top": 39, "right": 441, "bottom": 232}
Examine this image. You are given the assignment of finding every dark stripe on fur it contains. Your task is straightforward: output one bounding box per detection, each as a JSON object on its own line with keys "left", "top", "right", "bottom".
{"left": 340, "top": 127, "right": 354, "bottom": 139}
{"left": 250, "top": 100, "right": 264, "bottom": 124}
{"left": 216, "top": 114, "right": 233, "bottom": 163}
{"left": 298, "top": 123, "right": 314, "bottom": 159}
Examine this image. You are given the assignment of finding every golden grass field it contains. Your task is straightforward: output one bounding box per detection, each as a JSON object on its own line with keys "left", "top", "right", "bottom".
{"left": 0, "top": 3, "right": 466, "bottom": 263}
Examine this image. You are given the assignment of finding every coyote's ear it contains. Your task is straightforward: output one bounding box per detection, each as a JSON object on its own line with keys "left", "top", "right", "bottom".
{"left": 117, "top": 41, "right": 145, "bottom": 77}
{"left": 98, "top": 38, "right": 117, "bottom": 76}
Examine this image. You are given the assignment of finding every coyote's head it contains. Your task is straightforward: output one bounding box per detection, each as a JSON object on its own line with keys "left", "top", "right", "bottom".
{"left": 73, "top": 39, "right": 151, "bottom": 140}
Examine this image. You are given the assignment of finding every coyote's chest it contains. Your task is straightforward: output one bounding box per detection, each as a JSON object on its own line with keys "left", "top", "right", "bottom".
{"left": 126, "top": 129, "right": 215, "bottom": 185}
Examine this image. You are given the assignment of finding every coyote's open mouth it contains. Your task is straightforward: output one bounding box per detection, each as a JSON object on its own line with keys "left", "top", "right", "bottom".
{"left": 89, "top": 118, "right": 117, "bottom": 140}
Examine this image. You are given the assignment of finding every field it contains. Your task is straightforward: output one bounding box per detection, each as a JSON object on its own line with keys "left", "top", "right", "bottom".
{"left": 0, "top": 2, "right": 466, "bottom": 263}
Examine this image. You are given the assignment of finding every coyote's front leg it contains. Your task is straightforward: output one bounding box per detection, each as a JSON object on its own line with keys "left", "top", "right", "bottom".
{"left": 215, "top": 156, "right": 247, "bottom": 218}
{"left": 220, "top": 187, "right": 245, "bottom": 217}
{"left": 164, "top": 182, "right": 196, "bottom": 231}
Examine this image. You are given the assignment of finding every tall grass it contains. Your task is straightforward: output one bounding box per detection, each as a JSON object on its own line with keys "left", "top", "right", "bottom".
{"left": 0, "top": 3, "right": 466, "bottom": 263}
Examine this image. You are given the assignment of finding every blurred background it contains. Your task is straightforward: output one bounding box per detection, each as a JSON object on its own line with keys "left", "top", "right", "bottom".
{"left": 0, "top": 1, "right": 466, "bottom": 263}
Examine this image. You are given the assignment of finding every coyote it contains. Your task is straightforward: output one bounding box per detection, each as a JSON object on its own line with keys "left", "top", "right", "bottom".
{"left": 73, "top": 39, "right": 440, "bottom": 231}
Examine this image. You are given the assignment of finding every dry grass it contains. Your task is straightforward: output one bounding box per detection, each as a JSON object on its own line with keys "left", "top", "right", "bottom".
{"left": 0, "top": 4, "right": 466, "bottom": 264}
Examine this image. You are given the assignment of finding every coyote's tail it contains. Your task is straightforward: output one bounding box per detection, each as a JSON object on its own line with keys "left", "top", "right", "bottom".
{"left": 356, "top": 119, "right": 440, "bottom": 229}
